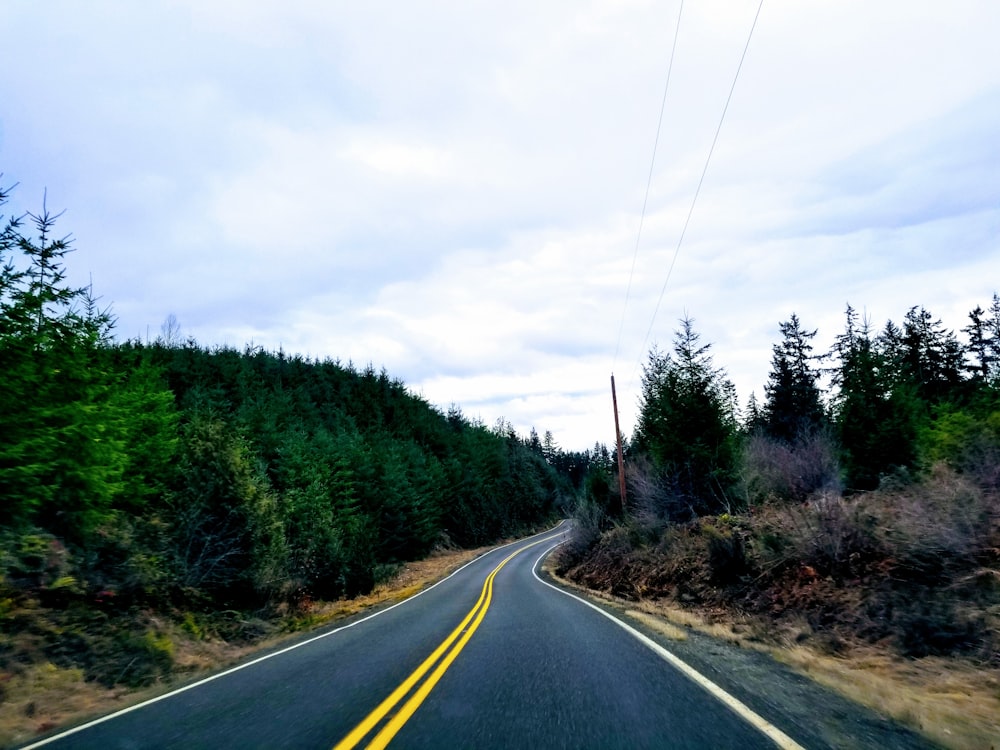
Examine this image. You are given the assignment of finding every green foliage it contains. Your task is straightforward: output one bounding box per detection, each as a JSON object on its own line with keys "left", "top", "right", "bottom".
{"left": 275, "top": 427, "right": 374, "bottom": 598}
{"left": 633, "top": 317, "right": 740, "bottom": 518}
{"left": 762, "top": 313, "right": 825, "bottom": 443}
{"left": 93, "top": 628, "right": 175, "bottom": 688}
{"left": 171, "top": 414, "right": 289, "bottom": 606}
{"left": 830, "top": 304, "right": 1000, "bottom": 489}
{"left": 829, "top": 305, "right": 920, "bottom": 489}
{"left": 0, "top": 186, "right": 182, "bottom": 539}
{"left": 108, "top": 349, "right": 181, "bottom": 510}
{"left": 1, "top": 530, "right": 72, "bottom": 589}
{"left": 180, "top": 611, "right": 208, "bottom": 640}
{"left": 918, "top": 403, "right": 1000, "bottom": 488}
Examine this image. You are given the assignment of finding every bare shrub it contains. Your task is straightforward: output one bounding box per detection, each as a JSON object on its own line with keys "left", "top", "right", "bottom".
{"left": 627, "top": 456, "right": 686, "bottom": 526}
{"left": 557, "top": 498, "right": 607, "bottom": 571}
{"left": 562, "top": 522, "right": 648, "bottom": 599}
{"left": 701, "top": 520, "right": 749, "bottom": 585}
{"left": 877, "top": 466, "right": 994, "bottom": 581}
{"left": 894, "top": 599, "right": 982, "bottom": 658}
{"left": 747, "top": 466, "right": 1000, "bottom": 659}
{"left": 741, "top": 431, "right": 842, "bottom": 504}
{"left": 563, "top": 455, "right": 1000, "bottom": 662}
{"left": 751, "top": 492, "right": 882, "bottom": 582}
{"left": 957, "top": 427, "right": 1000, "bottom": 492}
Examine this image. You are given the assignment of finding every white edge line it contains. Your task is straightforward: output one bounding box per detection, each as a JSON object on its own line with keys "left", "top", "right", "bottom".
{"left": 531, "top": 542, "right": 805, "bottom": 750}
{"left": 19, "top": 522, "right": 567, "bottom": 750}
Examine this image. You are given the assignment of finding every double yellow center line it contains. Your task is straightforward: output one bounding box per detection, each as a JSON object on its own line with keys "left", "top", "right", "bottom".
{"left": 332, "top": 533, "right": 560, "bottom": 750}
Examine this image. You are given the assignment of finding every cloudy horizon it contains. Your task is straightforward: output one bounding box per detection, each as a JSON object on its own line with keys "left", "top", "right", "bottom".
{"left": 2, "top": 1, "right": 998, "bottom": 451}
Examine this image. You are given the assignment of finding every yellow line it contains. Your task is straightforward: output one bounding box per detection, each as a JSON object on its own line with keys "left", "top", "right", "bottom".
{"left": 331, "top": 569, "right": 494, "bottom": 750}
{"left": 365, "top": 564, "right": 500, "bottom": 749}
{"left": 332, "top": 534, "right": 559, "bottom": 750}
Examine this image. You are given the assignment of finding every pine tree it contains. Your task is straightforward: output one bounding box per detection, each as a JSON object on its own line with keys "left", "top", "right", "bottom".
{"left": 989, "top": 293, "right": 1000, "bottom": 384}
{"left": 966, "top": 293, "right": 1000, "bottom": 385}
{"left": 542, "top": 430, "right": 558, "bottom": 465}
{"left": 831, "top": 305, "right": 919, "bottom": 489}
{"left": 527, "top": 427, "right": 543, "bottom": 456}
{"left": 633, "top": 317, "right": 739, "bottom": 517}
{"left": 898, "top": 306, "right": 964, "bottom": 403}
{"left": 0, "top": 195, "right": 127, "bottom": 534}
{"left": 744, "top": 392, "right": 766, "bottom": 433}
{"left": 762, "top": 314, "right": 825, "bottom": 442}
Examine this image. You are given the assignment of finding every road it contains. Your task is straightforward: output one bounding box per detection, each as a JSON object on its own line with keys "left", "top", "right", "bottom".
{"left": 24, "top": 524, "right": 827, "bottom": 749}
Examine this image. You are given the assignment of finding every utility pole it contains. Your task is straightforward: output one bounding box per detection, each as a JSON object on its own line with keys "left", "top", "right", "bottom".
{"left": 610, "top": 374, "right": 627, "bottom": 514}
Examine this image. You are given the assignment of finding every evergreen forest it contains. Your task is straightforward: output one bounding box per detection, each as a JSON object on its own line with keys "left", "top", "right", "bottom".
{"left": 0, "top": 181, "right": 586, "bottom": 698}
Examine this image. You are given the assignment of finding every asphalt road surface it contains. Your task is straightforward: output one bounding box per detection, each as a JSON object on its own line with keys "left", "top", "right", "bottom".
{"left": 23, "top": 523, "right": 929, "bottom": 750}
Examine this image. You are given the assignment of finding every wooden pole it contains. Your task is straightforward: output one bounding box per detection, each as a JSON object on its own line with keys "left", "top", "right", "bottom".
{"left": 611, "top": 374, "right": 627, "bottom": 514}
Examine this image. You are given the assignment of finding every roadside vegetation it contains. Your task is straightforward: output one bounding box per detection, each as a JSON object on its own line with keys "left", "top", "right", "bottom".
{"left": 560, "top": 308, "right": 1000, "bottom": 748}
{"left": 0, "top": 180, "right": 590, "bottom": 745}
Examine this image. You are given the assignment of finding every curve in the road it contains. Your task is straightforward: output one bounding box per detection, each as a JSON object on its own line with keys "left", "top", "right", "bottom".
{"left": 20, "top": 525, "right": 567, "bottom": 750}
{"left": 334, "top": 533, "right": 563, "bottom": 750}
{"left": 20, "top": 522, "right": 825, "bottom": 749}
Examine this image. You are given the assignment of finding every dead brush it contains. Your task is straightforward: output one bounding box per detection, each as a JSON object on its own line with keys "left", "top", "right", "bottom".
{"left": 740, "top": 431, "right": 842, "bottom": 505}
{"left": 557, "top": 498, "right": 606, "bottom": 570}
{"left": 869, "top": 469, "right": 1000, "bottom": 659}
{"left": 626, "top": 456, "right": 696, "bottom": 526}
{"left": 877, "top": 466, "right": 993, "bottom": 582}
{"left": 749, "top": 492, "right": 883, "bottom": 584}
{"left": 744, "top": 467, "right": 1000, "bottom": 660}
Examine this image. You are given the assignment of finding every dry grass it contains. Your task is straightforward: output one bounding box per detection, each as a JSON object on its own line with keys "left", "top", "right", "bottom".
{"left": 624, "top": 609, "right": 688, "bottom": 641}
{"left": 0, "top": 545, "right": 490, "bottom": 749}
{"left": 633, "top": 598, "right": 767, "bottom": 648}
{"left": 299, "top": 545, "right": 489, "bottom": 627}
{"left": 775, "top": 647, "right": 1000, "bottom": 750}
{"left": 0, "top": 663, "right": 152, "bottom": 748}
{"left": 545, "top": 559, "right": 760, "bottom": 648}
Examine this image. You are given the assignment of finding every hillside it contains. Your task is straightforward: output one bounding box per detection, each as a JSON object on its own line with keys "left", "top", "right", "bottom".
{"left": 0, "top": 179, "right": 586, "bottom": 745}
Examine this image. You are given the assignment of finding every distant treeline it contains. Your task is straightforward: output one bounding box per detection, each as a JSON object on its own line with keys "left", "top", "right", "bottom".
{"left": 0, "top": 180, "right": 584, "bottom": 614}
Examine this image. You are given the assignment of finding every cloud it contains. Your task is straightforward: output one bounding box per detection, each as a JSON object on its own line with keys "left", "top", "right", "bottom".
{"left": 2, "top": 0, "right": 999, "bottom": 451}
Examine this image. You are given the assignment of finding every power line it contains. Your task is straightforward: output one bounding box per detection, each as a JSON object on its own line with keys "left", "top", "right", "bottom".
{"left": 630, "top": 0, "right": 766, "bottom": 385}
{"left": 613, "top": 0, "right": 685, "bottom": 371}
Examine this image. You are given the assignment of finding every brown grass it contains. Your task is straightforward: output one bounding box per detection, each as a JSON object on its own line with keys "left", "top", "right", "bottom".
{"left": 0, "top": 664, "right": 118, "bottom": 747}
{"left": 623, "top": 609, "right": 688, "bottom": 641}
{"left": 0, "top": 545, "right": 490, "bottom": 749}
{"left": 774, "top": 646, "right": 1000, "bottom": 750}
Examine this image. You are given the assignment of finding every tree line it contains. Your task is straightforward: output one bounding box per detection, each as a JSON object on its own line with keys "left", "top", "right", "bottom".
{"left": 0, "top": 180, "right": 576, "bottom": 616}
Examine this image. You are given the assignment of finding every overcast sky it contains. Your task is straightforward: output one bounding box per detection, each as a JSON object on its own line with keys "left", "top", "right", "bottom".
{"left": 2, "top": 1, "right": 998, "bottom": 451}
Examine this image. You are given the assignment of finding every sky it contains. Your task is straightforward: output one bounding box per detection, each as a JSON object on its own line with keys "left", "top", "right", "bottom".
{"left": 1, "top": 1, "right": 998, "bottom": 452}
